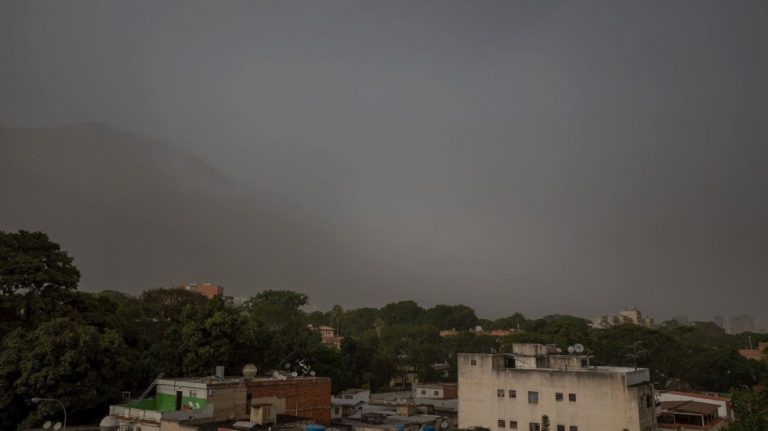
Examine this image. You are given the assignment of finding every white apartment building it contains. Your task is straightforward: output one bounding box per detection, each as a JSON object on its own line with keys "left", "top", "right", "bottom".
{"left": 458, "top": 344, "right": 656, "bottom": 431}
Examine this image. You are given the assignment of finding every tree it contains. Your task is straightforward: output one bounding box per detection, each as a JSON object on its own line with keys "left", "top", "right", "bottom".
{"left": 541, "top": 415, "right": 550, "bottom": 431}
{"left": 140, "top": 287, "right": 209, "bottom": 321}
{"left": 0, "top": 230, "right": 80, "bottom": 296}
{"left": 727, "top": 385, "right": 768, "bottom": 430}
{"left": 422, "top": 305, "right": 479, "bottom": 330}
{"left": 0, "top": 318, "right": 134, "bottom": 429}
{"left": 242, "top": 290, "right": 308, "bottom": 331}
{"left": 381, "top": 301, "right": 424, "bottom": 326}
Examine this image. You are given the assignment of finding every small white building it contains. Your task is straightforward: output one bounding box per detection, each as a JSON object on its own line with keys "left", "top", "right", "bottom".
{"left": 458, "top": 344, "right": 656, "bottom": 431}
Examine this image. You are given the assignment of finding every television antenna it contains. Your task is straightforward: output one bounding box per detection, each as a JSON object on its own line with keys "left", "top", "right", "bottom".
{"left": 626, "top": 340, "right": 648, "bottom": 371}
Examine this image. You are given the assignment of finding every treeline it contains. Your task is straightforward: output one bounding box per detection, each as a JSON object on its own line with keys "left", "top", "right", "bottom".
{"left": 1, "top": 230, "right": 768, "bottom": 430}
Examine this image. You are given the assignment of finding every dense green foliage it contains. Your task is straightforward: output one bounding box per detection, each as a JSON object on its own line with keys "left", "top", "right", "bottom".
{"left": 1, "top": 230, "right": 767, "bottom": 430}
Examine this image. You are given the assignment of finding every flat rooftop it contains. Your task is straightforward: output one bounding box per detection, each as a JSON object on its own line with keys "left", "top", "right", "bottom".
{"left": 161, "top": 375, "right": 328, "bottom": 385}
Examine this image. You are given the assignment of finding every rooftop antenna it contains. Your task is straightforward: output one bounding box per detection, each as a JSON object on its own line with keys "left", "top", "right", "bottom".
{"left": 626, "top": 340, "right": 647, "bottom": 371}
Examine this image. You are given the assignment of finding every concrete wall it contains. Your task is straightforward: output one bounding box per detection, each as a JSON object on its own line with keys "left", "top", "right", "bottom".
{"left": 246, "top": 377, "right": 332, "bottom": 426}
{"left": 458, "top": 354, "right": 656, "bottom": 431}
{"left": 206, "top": 383, "right": 249, "bottom": 421}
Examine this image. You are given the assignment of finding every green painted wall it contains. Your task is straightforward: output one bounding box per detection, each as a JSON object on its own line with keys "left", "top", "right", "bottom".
{"left": 126, "top": 398, "right": 157, "bottom": 410}
{"left": 155, "top": 392, "right": 207, "bottom": 412}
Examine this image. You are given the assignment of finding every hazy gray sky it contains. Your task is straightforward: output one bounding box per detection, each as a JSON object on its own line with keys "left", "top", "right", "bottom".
{"left": 2, "top": 1, "right": 767, "bottom": 322}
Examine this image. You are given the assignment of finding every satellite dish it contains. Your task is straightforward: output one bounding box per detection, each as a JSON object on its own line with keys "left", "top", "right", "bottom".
{"left": 574, "top": 344, "right": 585, "bottom": 353}
{"left": 284, "top": 363, "right": 292, "bottom": 369}
{"left": 194, "top": 401, "right": 201, "bottom": 409}
{"left": 188, "top": 401, "right": 195, "bottom": 408}
{"left": 53, "top": 423, "right": 62, "bottom": 431}
{"left": 556, "top": 348, "right": 562, "bottom": 354}
{"left": 310, "top": 371, "right": 316, "bottom": 376}
{"left": 567, "top": 346, "right": 575, "bottom": 354}
{"left": 441, "top": 421, "right": 449, "bottom": 429}
{"left": 291, "top": 372, "right": 298, "bottom": 377}
{"left": 43, "top": 421, "right": 52, "bottom": 430}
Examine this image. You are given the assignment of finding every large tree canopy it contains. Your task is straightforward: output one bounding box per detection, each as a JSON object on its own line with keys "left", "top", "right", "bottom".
{"left": 0, "top": 230, "right": 80, "bottom": 296}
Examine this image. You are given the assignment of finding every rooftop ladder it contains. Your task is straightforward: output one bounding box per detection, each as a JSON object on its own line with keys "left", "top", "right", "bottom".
{"left": 135, "top": 373, "right": 164, "bottom": 403}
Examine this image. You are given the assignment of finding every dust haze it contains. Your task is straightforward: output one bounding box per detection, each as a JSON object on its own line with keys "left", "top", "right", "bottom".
{"left": 1, "top": 1, "right": 767, "bottom": 321}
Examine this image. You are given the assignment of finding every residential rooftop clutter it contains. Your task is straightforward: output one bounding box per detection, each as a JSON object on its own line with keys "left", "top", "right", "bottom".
{"left": 331, "top": 382, "right": 458, "bottom": 429}
{"left": 103, "top": 365, "right": 331, "bottom": 431}
{"left": 458, "top": 343, "right": 656, "bottom": 431}
{"left": 657, "top": 390, "right": 734, "bottom": 430}
{"left": 589, "top": 307, "right": 655, "bottom": 329}
{"left": 332, "top": 399, "right": 449, "bottom": 431}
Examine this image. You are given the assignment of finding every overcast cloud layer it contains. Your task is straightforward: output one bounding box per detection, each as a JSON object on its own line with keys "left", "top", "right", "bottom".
{"left": 2, "top": 1, "right": 767, "bottom": 322}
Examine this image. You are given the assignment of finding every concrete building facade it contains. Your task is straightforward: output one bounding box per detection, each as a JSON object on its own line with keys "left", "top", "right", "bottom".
{"left": 458, "top": 344, "right": 656, "bottom": 431}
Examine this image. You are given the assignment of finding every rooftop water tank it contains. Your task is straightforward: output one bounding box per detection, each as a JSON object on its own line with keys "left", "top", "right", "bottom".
{"left": 242, "top": 363, "right": 258, "bottom": 378}
{"left": 99, "top": 415, "right": 119, "bottom": 431}
{"left": 306, "top": 424, "right": 326, "bottom": 431}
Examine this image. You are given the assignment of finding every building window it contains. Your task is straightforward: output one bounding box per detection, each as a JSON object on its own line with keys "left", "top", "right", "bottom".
{"left": 504, "top": 355, "right": 516, "bottom": 368}
{"left": 528, "top": 391, "right": 538, "bottom": 404}
{"left": 509, "top": 389, "right": 517, "bottom": 398}
{"left": 510, "top": 421, "right": 518, "bottom": 429}
{"left": 646, "top": 394, "right": 652, "bottom": 408}
{"left": 421, "top": 390, "right": 427, "bottom": 395}
{"left": 471, "top": 359, "right": 477, "bottom": 366}
{"left": 189, "top": 390, "right": 197, "bottom": 398}
{"left": 529, "top": 423, "right": 540, "bottom": 431}
{"left": 569, "top": 427, "right": 578, "bottom": 431}
{"left": 498, "top": 420, "right": 506, "bottom": 428}
{"left": 557, "top": 426, "right": 565, "bottom": 431}
{"left": 568, "top": 393, "right": 576, "bottom": 402}
{"left": 434, "top": 391, "right": 439, "bottom": 396}
{"left": 498, "top": 389, "right": 505, "bottom": 398}
{"left": 555, "top": 392, "right": 563, "bottom": 401}
{"left": 207, "top": 389, "right": 216, "bottom": 396}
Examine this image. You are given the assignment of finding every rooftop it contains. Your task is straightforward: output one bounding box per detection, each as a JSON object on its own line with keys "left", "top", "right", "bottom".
{"left": 660, "top": 401, "right": 721, "bottom": 416}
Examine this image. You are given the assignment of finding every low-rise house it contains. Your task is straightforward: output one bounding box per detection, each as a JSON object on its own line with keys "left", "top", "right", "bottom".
{"left": 308, "top": 325, "right": 344, "bottom": 350}
{"left": 412, "top": 383, "right": 457, "bottom": 400}
{"left": 369, "top": 388, "right": 457, "bottom": 427}
{"left": 177, "top": 283, "right": 224, "bottom": 300}
{"left": 332, "top": 389, "right": 371, "bottom": 420}
{"left": 738, "top": 342, "right": 768, "bottom": 361}
{"left": 657, "top": 391, "right": 734, "bottom": 423}
{"left": 105, "top": 369, "right": 331, "bottom": 430}
{"left": 657, "top": 400, "right": 726, "bottom": 430}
